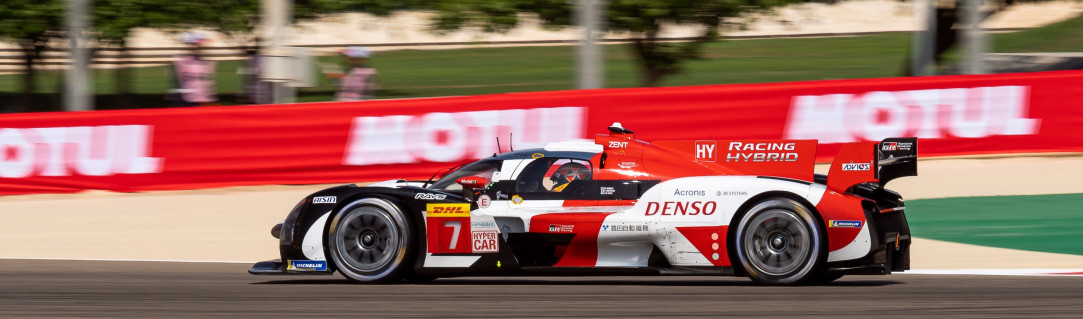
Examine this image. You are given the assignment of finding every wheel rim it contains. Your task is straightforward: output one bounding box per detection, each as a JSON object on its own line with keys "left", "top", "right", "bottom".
{"left": 741, "top": 208, "right": 812, "bottom": 276}
{"left": 335, "top": 206, "right": 399, "bottom": 273}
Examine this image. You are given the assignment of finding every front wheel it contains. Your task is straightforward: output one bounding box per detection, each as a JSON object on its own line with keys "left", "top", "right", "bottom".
{"left": 326, "top": 198, "right": 414, "bottom": 283}
{"left": 734, "top": 198, "right": 826, "bottom": 285}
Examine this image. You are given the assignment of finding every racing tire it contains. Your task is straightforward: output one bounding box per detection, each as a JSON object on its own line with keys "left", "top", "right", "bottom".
{"left": 734, "top": 198, "right": 826, "bottom": 286}
{"left": 327, "top": 198, "right": 415, "bottom": 283}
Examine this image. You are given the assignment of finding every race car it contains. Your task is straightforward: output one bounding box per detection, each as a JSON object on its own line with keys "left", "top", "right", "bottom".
{"left": 250, "top": 123, "right": 917, "bottom": 285}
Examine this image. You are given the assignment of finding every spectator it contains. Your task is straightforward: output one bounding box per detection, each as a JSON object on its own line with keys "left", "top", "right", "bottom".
{"left": 239, "top": 46, "right": 271, "bottom": 105}
{"left": 327, "top": 46, "right": 378, "bottom": 101}
{"left": 169, "top": 32, "right": 218, "bottom": 106}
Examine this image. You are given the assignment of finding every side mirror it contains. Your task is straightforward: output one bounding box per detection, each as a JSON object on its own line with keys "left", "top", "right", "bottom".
{"left": 457, "top": 176, "right": 488, "bottom": 189}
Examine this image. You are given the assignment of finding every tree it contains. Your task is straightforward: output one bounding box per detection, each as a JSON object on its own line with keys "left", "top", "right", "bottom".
{"left": 0, "top": 0, "right": 65, "bottom": 108}
{"left": 429, "top": 0, "right": 800, "bottom": 87}
{"left": 93, "top": 0, "right": 195, "bottom": 101}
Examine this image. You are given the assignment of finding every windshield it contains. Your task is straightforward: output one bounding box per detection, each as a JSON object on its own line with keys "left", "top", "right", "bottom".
{"left": 429, "top": 160, "right": 501, "bottom": 192}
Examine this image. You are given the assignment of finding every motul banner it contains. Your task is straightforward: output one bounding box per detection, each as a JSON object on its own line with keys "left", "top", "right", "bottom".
{"left": 2, "top": 70, "right": 1082, "bottom": 195}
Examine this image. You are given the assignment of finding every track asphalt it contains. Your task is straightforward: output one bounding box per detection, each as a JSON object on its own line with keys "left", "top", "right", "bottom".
{"left": 2, "top": 259, "right": 1082, "bottom": 318}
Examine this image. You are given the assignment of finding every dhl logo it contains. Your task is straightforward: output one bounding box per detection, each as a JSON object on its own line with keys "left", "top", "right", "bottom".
{"left": 426, "top": 203, "right": 471, "bottom": 217}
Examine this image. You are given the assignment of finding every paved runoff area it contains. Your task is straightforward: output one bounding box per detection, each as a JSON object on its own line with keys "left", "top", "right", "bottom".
{"left": 2, "top": 258, "right": 1083, "bottom": 318}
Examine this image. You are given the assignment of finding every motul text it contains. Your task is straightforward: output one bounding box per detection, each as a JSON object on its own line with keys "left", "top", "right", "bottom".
{"left": 784, "top": 86, "right": 1040, "bottom": 143}
{"left": 343, "top": 107, "right": 585, "bottom": 165}
{"left": 0, "top": 125, "right": 163, "bottom": 178}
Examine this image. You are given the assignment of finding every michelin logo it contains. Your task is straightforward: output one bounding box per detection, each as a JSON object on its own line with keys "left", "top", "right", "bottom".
{"left": 830, "top": 220, "right": 863, "bottom": 228}
{"left": 287, "top": 260, "right": 327, "bottom": 271}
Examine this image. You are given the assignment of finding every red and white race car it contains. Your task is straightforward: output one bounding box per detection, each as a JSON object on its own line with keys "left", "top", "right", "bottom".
{"left": 250, "top": 123, "right": 916, "bottom": 285}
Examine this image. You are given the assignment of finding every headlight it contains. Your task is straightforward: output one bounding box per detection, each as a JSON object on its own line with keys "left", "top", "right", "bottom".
{"left": 279, "top": 198, "right": 306, "bottom": 246}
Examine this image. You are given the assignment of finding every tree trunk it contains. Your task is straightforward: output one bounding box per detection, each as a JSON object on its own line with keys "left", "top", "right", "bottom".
{"left": 643, "top": 68, "right": 667, "bottom": 87}
{"left": 17, "top": 40, "right": 39, "bottom": 111}
{"left": 933, "top": 7, "right": 959, "bottom": 67}
{"left": 631, "top": 32, "right": 669, "bottom": 87}
{"left": 115, "top": 40, "right": 133, "bottom": 108}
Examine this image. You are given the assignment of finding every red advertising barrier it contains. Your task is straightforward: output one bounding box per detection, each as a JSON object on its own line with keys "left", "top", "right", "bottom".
{"left": 2, "top": 70, "right": 1082, "bottom": 195}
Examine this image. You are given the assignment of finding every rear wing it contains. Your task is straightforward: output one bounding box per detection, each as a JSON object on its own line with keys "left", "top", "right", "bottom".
{"left": 877, "top": 138, "right": 918, "bottom": 186}
{"left": 826, "top": 137, "right": 918, "bottom": 193}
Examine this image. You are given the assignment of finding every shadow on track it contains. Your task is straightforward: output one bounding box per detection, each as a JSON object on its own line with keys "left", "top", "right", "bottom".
{"left": 252, "top": 277, "right": 902, "bottom": 287}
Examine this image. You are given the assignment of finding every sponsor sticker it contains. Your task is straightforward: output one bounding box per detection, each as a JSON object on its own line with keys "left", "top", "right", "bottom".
{"left": 694, "top": 140, "right": 717, "bottom": 162}
{"left": 426, "top": 203, "right": 471, "bottom": 217}
{"left": 415, "top": 193, "right": 447, "bottom": 200}
{"left": 673, "top": 189, "right": 706, "bottom": 196}
{"left": 609, "top": 141, "right": 628, "bottom": 148}
{"left": 287, "top": 260, "right": 327, "bottom": 271}
{"left": 644, "top": 201, "right": 717, "bottom": 216}
{"left": 617, "top": 161, "right": 639, "bottom": 168}
{"left": 312, "top": 196, "right": 336, "bottom": 204}
{"left": 830, "top": 220, "right": 863, "bottom": 228}
{"left": 841, "top": 162, "right": 871, "bottom": 171}
{"left": 511, "top": 195, "right": 523, "bottom": 205}
{"left": 531, "top": 153, "right": 545, "bottom": 159}
{"left": 600, "top": 186, "right": 615, "bottom": 195}
{"left": 471, "top": 231, "right": 499, "bottom": 253}
{"left": 603, "top": 224, "right": 648, "bottom": 231}
{"left": 471, "top": 221, "right": 497, "bottom": 229}
{"left": 477, "top": 194, "right": 492, "bottom": 208}
{"left": 718, "top": 191, "right": 748, "bottom": 196}
{"left": 725, "top": 141, "right": 799, "bottom": 162}
{"left": 882, "top": 142, "right": 898, "bottom": 151}
{"left": 549, "top": 224, "right": 574, "bottom": 233}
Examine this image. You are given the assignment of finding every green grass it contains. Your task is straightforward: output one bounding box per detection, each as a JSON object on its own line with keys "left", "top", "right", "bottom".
{"left": 1, "top": 14, "right": 1081, "bottom": 111}
{"left": 994, "top": 13, "right": 1083, "bottom": 53}
{"left": 906, "top": 193, "right": 1083, "bottom": 256}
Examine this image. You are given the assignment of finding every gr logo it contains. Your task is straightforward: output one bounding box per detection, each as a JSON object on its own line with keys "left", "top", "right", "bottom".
{"left": 695, "top": 141, "right": 716, "bottom": 162}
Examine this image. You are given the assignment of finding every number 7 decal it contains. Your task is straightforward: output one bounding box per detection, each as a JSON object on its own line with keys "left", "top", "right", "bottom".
{"left": 425, "top": 203, "right": 472, "bottom": 254}
{"left": 444, "top": 221, "right": 461, "bottom": 249}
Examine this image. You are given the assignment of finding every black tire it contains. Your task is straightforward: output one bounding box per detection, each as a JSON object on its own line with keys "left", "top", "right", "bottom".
{"left": 326, "top": 198, "right": 414, "bottom": 283}
{"left": 734, "top": 198, "right": 826, "bottom": 286}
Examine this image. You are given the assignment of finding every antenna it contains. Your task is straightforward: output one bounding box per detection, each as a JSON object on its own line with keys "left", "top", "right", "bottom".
{"left": 496, "top": 136, "right": 503, "bottom": 155}
{"left": 509, "top": 133, "right": 514, "bottom": 151}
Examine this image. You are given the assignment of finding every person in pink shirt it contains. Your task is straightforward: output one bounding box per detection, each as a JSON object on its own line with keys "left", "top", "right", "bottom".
{"left": 170, "top": 32, "right": 218, "bottom": 106}
{"left": 326, "top": 46, "right": 378, "bottom": 101}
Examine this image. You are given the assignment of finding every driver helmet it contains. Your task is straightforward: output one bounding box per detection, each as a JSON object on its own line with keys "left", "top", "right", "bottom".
{"left": 549, "top": 162, "right": 590, "bottom": 191}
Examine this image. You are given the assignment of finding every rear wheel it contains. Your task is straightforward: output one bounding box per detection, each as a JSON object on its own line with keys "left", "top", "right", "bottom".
{"left": 734, "top": 198, "right": 826, "bottom": 285}
{"left": 327, "top": 198, "right": 414, "bottom": 283}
